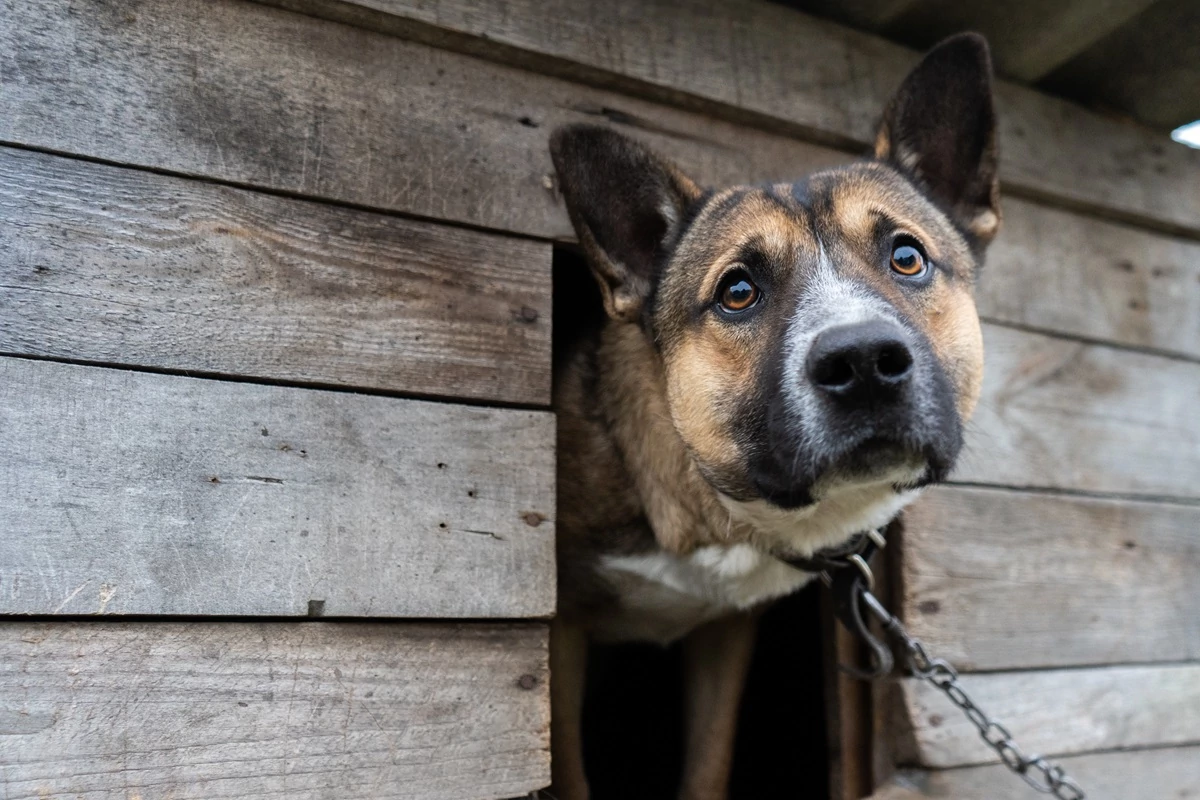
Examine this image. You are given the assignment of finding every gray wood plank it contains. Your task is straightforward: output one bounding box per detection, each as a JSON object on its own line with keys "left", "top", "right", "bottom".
{"left": 0, "top": 146, "right": 551, "bottom": 405}
{"left": 807, "top": 0, "right": 1161, "bottom": 82}
{"left": 6, "top": 3, "right": 1199, "bottom": 359}
{"left": 6, "top": 154, "right": 1200, "bottom": 388}
{"left": 984, "top": 198, "right": 1200, "bottom": 360}
{"left": 0, "top": 357, "right": 555, "bottom": 618}
{"left": 877, "top": 747, "right": 1200, "bottom": 800}
{"left": 894, "top": 664, "right": 1200, "bottom": 768}
{"left": 899, "top": 486, "right": 1200, "bottom": 670}
{"left": 0, "top": 621, "right": 550, "bottom": 800}
{"left": 266, "top": 0, "right": 1200, "bottom": 237}
{"left": 1041, "top": 0, "right": 1200, "bottom": 132}
{"left": 957, "top": 323, "right": 1200, "bottom": 498}
{"left": 0, "top": 0, "right": 847, "bottom": 242}
{"left": 784, "top": 0, "right": 917, "bottom": 32}
{"left": 967, "top": 0, "right": 1161, "bottom": 83}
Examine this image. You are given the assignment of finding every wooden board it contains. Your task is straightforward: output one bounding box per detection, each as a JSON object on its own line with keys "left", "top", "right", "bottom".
{"left": 0, "top": 357, "right": 555, "bottom": 618}
{"left": 1040, "top": 0, "right": 1200, "bottom": 132}
{"left": 823, "top": 601, "right": 875, "bottom": 800}
{"left": 0, "top": 146, "right": 551, "bottom": 406}
{"left": 900, "top": 486, "right": 1200, "bottom": 671}
{"left": 883, "top": 746, "right": 1200, "bottom": 799}
{"left": 265, "top": 0, "right": 1200, "bottom": 237}
{"left": 0, "top": 621, "right": 550, "bottom": 800}
{"left": 894, "top": 663, "right": 1200, "bottom": 768}
{"left": 984, "top": 198, "right": 1200, "bottom": 361}
{"left": 6, "top": 2, "right": 1199, "bottom": 360}
{"left": 793, "top": 0, "right": 1161, "bottom": 83}
{"left": 957, "top": 323, "right": 1200, "bottom": 499}
{"left": 0, "top": 0, "right": 847, "bottom": 243}
{"left": 4, "top": 159, "right": 1198, "bottom": 395}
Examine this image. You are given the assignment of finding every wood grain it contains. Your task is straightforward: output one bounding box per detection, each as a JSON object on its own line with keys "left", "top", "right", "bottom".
{"left": 1040, "top": 0, "right": 1200, "bottom": 132}
{"left": 0, "top": 621, "right": 550, "bottom": 800}
{"left": 793, "top": 0, "right": 1161, "bottom": 83}
{"left": 984, "top": 198, "right": 1200, "bottom": 361}
{"left": 0, "top": 357, "right": 555, "bottom": 618}
{"left": 267, "top": 0, "right": 1200, "bottom": 237}
{"left": 958, "top": 323, "right": 1200, "bottom": 498}
{"left": 0, "top": 0, "right": 847, "bottom": 242}
{"left": 0, "top": 146, "right": 551, "bottom": 405}
{"left": 824, "top": 602, "right": 875, "bottom": 800}
{"left": 885, "top": 746, "right": 1200, "bottom": 799}
{"left": 5, "top": 2, "right": 1199, "bottom": 359}
{"left": 900, "top": 486, "right": 1200, "bottom": 671}
{"left": 894, "top": 663, "right": 1200, "bottom": 768}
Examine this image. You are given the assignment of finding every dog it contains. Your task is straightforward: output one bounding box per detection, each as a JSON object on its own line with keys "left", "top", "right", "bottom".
{"left": 548, "top": 33, "right": 1000, "bottom": 800}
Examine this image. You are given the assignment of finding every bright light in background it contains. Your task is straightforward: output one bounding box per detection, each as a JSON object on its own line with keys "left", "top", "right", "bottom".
{"left": 1171, "top": 120, "right": 1200, "bottom": 149}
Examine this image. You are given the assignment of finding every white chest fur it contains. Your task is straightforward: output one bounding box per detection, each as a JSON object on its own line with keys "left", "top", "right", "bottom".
{"left": 594, "top": 544, "right": 813, "bottom": 643}
{"left": 590, "top": 480, "right": 921, "bottom": 644}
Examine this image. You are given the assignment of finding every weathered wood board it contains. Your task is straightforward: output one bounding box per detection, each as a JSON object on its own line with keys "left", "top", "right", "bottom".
{"left": 958, "top": 324, "right": 1200, "bottom": 499}
{"left": 0, "top": 0, "right": 846, "bottom": 242}
{"left": 1041, "top": 0, "right": 1200, "bottom": 132}
{"left": 6, "top": 2, "right": 1200, "bottom": 360}
{"left": 983, "top": 199, "right": 1200, "bottom": 361}
{"left": 0, "top": 146, "right": 551, "bottom": 405}
{"left": 894, "top": 663, "right": 1200, "bottom": 768}
{"left": 0, "top": 621, "right": 550, "bottom": 800}
{"left": 266, "top": 0, "right": 1200, "bottom": 237}
{"left": 794, "top": 0, "right": 1161, "bottom": 87}
{"left": 900, "top": 486, "right": 1200, "bottom": 670}
{"left": 0, "top": 357, "right": 555, "bottom": 618}
{"left": 881, "top": 746, "right": 1200, "bottom": 799}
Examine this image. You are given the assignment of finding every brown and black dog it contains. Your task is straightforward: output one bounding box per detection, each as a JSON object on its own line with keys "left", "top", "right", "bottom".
{"left": 549, "top": 33, "right": 1000, "bottom": 800}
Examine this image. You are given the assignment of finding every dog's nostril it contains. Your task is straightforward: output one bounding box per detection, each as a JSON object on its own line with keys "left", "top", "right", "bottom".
{"left": 812, "top": 355, "right": 856, "bottom": 389}
{"left": 876, "top": 343, "right": 913, "bottom": 381}
{"left": 807, "top": 321, "right": 916, "bottom": 398}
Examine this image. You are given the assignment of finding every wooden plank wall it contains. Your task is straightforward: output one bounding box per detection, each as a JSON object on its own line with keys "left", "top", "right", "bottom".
{"left": 0, "top": 622, "right": 549, "bottom": 800}
{"left": 2, "top": 0, "right": 1198, "bottom": 798}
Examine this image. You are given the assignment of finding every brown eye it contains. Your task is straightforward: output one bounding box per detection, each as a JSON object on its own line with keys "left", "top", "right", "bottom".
{"left": 890, "top": 240, "right": 927, "bottom": 277}
{"left": 717, "top": 271, "right": 760, "bottom": 313}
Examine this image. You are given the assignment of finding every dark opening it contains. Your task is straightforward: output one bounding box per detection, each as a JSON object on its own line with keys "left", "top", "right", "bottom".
{"left": 553, "top": 246, "right": 831, "bottom": 798}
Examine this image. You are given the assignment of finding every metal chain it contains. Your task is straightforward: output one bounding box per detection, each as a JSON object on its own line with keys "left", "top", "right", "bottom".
{"left": 857, "top": 590, "right": 1087, "bottom": 799}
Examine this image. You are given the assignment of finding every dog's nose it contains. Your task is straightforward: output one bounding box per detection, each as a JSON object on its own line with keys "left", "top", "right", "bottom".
{"left": 806, "top": 320, "right": 914, "bottom": 402}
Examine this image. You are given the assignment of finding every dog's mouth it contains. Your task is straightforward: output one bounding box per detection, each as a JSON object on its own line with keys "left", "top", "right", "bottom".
{"left": 747, "top": 431, "right": 956, "bottom": 510}
{"left": 836, "top": 435, "right": 946, "bottom": 486}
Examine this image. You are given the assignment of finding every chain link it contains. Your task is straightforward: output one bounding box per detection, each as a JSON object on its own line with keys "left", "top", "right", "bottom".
{"left": 857, "top": 590, "right": 1086, "bottom": 799}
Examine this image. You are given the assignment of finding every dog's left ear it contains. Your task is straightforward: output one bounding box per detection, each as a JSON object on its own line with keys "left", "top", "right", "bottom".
{"left": 551, "top": 125, "right": 702, "bottom": 323}
{"left": 875, "top": 33, "right": 1001, "bottom": 249}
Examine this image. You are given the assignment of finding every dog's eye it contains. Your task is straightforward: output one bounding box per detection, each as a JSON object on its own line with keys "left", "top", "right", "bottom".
{"left": 717, "top": 271, "right": 760, "bottom": 313}
{"left": 890, "top": 238, "right": 928, "bottom": 278}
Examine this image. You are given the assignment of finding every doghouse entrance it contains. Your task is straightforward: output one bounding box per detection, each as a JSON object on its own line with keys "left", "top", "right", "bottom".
{"left": 553, "top": 247, "right": 831, "bottom": 798}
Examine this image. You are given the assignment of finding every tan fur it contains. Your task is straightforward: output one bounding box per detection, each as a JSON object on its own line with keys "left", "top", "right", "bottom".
{"left": 823, "top": 166, "right": 987, "bottom": 418}
{"left": 668, "top": 334, "right": 753, "bottom": 479}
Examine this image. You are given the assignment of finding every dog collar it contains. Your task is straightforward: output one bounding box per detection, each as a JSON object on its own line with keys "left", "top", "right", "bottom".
{"left": 777, "top": 528, "right": 885, "bottom": 581}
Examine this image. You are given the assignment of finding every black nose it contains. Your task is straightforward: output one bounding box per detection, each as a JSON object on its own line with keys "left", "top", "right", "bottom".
{"left": 806, "top": 320, "right": 914, "bottom": 402}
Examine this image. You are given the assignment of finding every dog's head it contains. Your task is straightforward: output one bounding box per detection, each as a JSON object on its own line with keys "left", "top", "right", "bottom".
{"left": 551, "top": 35, "right": 999, "bottom": 537}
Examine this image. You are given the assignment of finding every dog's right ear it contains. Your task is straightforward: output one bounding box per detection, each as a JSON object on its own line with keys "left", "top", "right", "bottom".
{"left": 551, "top": 125, "right": 701, "bottom": 323}
{"left": 875, "top": 33, "right": 1001, "bottom": 250}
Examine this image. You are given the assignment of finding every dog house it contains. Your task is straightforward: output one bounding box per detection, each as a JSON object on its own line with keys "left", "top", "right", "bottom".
{"left": 2, "top": 1, "right": 1197, "bottom": 798}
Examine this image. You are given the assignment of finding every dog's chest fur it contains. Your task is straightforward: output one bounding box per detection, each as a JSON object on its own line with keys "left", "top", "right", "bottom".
{"left": 587, "top": 482, "right": 914, "bottom": 643}
{"left": 591, "top": 544, "right": 812, "bottom": 642}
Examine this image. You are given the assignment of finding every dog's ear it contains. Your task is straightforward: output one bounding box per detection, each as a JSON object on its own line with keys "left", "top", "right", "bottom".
{"left": 875, "top": 33, "right": 1001, "bottom": 249}
{"left": 551, "top": 125, "right": 702, "bottom": 322}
